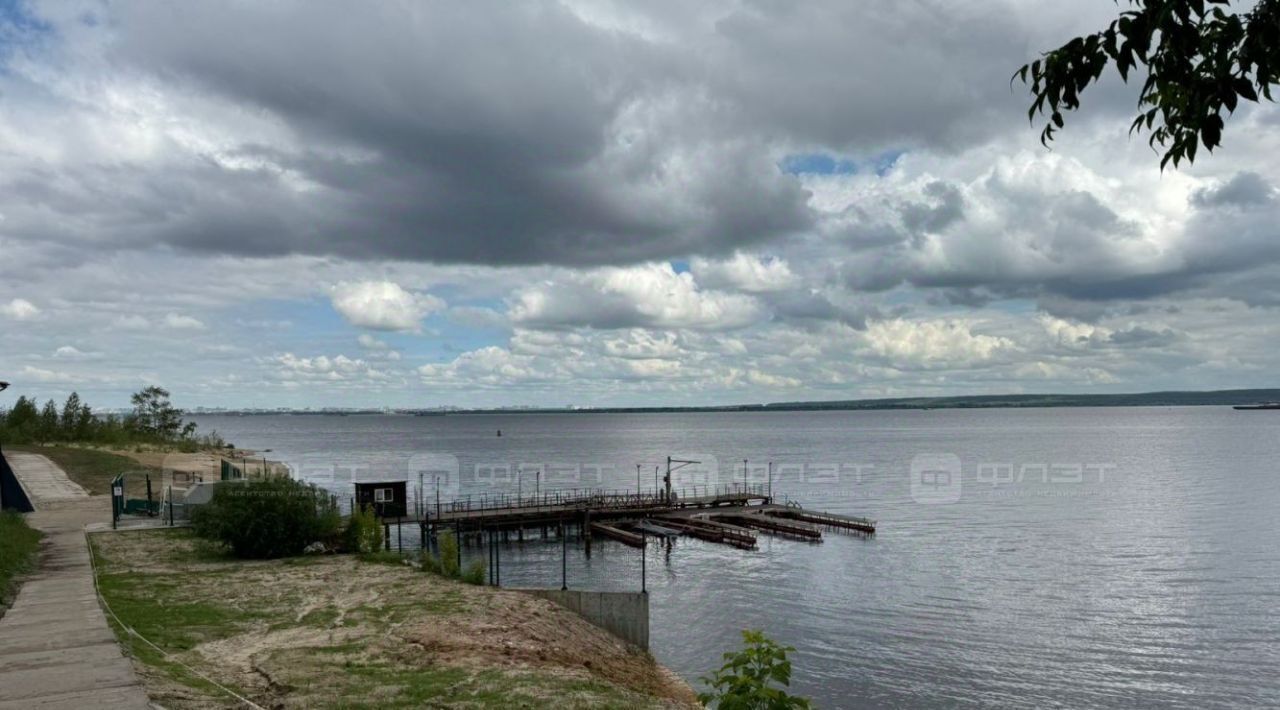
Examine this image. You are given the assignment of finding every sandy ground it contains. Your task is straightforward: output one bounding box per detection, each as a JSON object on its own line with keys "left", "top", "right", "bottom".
{"left": 116, "top": 448, "right": 288, "bottom": 484}
{"left": 89, "top": 530, "right": 699, "bottom": 709}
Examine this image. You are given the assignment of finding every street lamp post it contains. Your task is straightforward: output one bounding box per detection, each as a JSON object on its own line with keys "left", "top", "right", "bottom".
{"left": 665, "top": 456, "right": 701, "bottom": 503}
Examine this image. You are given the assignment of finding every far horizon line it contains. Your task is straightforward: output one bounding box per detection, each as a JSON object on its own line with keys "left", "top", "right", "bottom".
{"left": 176, "top": 387, "right": 1280, "bottom": 416}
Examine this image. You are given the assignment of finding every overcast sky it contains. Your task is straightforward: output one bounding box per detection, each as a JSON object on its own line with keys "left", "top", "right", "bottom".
{"left": 2, "top": 0, "right": 1278, "bottom": 410}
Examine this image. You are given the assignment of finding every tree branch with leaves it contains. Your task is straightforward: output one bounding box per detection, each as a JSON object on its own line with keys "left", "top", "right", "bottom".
{"left": 1016, "top": 0, "right": 1279, "bottom": 169}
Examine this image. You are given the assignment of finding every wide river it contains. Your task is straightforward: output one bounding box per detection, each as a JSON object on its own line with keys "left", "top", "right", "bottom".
{"left": 191, "top": 407, "right": 1280, "bottom": 708}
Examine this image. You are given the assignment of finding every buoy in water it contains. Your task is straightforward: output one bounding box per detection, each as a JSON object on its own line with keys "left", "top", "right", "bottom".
{"left": 497, "top": 429, "right": 502, "bottom": 437}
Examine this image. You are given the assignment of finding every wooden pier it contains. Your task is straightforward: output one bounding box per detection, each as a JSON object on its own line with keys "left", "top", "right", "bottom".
{"left": 712, "top": 511, "right": 822, "bottom": 541}
{"left": 378, "top": 482, "right": 875, "bottom": 554}
{"left": 767, "top": 507, "right": 877, "bottom": 534}
{"left": 590, "top": 521, "right": 646, "bottom": 548}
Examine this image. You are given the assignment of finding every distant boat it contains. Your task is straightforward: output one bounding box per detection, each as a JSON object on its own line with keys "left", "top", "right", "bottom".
{"left": 1233, "top": 402, "right": 1280, "bottom": 410}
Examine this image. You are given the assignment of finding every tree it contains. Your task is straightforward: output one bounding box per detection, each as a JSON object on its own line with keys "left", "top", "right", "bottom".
{"left": 60, "top": 392, "right": 87, "bottom": 439}
{"left": 1016, "top": 0, "right": 1279, "bottom": 169}
{"left": 3, "top": 396, "right": 39, "bottom": 441}
{"left": 699, "top": 630, "right": 811, "bottom": 709}
{"left": 37, "top": 399, "right": 60, "bottom": 443}
{"left": 129, "top": 386, "right": 186, "bottom": 440}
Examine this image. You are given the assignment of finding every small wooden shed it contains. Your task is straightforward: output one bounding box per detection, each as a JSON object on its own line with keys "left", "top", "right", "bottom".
{"left": 354, "top": 480, "right": 408, "bottom": 518}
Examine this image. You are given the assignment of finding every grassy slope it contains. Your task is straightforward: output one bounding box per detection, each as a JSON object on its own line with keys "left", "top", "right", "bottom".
{"left": 0, "top": 511, "right": 42, "bottom": 608}
{"left": 8, "top": 445, "right": 159, "bottom": 496}
{"left": 89, "top": 529, "right": 694, "bottom": 709}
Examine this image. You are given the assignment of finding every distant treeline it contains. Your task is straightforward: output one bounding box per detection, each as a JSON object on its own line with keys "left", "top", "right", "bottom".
{"left": 191, "top": 388, "right": 1280, "bottom": 417}
{"left": 0, "top": 386, "right": 226, "bottom": 451}
{"left": 764, "top": 389, "right": 1280, "bottom": 411}
{"left": 408, "top": 388, "right": 1280, "bottom": 414}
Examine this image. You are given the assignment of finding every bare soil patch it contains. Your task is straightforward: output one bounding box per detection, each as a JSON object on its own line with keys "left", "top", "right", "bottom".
{"left": 90, "top": 529, "right": 698, "bottom": 709}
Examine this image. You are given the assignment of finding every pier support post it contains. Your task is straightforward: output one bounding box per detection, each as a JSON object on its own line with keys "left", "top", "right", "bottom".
{"left": 640, "top": 529, "right": 646, "bottom": 594}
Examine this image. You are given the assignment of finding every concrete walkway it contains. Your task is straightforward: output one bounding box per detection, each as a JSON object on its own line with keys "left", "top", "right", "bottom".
{"left": 0, "top": 453, "right": 152, "bottom": 709}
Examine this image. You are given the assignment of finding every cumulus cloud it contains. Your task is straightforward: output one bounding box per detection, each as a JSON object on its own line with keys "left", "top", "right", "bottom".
{"left": 20, "top": 365, "right": 76, "bottom": 383}
{"left": 331, "top": 281, "right": 445, "bottom": 332}
{"left": 357, "top": 333, "right": 402, "bottom": 361}
{"left": 164, "top": 313, "right": 206, "bottom": 330}
{"left": 274, "top": 352, "right": 390, "bottom": 383}
{"left": 53, "top": 345, "right": 97, "bottom": 360}
{"left": 691, "top": 253, "right": 797, "bottom": 293}
{"left": 509, "top": 263, "right": 764, "bottom": 331}
{"left": 1, "top": 298, "right": 40, "bottom": 320}
{"left": 357, "top": 334, "right": 389, "bottom": 350}
{"left": 863, "top": 319, "right": 1012, "bottom": 368}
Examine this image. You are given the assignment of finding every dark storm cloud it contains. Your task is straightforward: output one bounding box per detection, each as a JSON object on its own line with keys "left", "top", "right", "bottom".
{"left": 1190, "top": 171, "right": 1275, "bottom": 208}
{"left": 1, "top": 0, "right": 1122, "bottom": 268}
{"left": 828, "top": 161, "right": 1280, "bottom": 306}
{"left": 766, "top": 290, "right": 879, "bottom": 330}
{"left": 1107, "top": 325, "right": 1185, "bottom": 348}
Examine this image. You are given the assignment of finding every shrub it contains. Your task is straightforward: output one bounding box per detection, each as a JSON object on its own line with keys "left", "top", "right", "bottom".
{"left": 418, "top": 532, "right": 483, "bottom": 583}
{"left": 192, "top": 478, "right": 340, "bottom": 559}
{"left": 462, "top": 558, "right": 485, "bottom": 585}
{"left": 699, "top": 630, "right": 811, "bottom": 709}
{"left": 420, "top": 551, "right": 442, "bottom": 575}
{"left": 344, "top": 505, "right": 384, "bottom": 555}
{"left": 438, "top": 532, "right": 461, "bottom": 578}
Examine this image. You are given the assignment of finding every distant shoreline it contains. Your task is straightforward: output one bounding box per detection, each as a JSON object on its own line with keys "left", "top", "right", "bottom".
{"left": 187, "top": 387, "right": 1280, "bottom": 416}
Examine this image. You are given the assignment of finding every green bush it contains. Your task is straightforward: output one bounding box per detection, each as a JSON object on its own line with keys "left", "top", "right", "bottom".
{"left": 419, "top": 532, "right": 484, "bottom": 584}
{"left": 345, "top": 505, "right": 384, "bottom": 555}
{"left": 438, "top": 532, "right": 460, "bottom": 578}
{"left": 462, "top": 558, "right": 485, "bottom": 586}
{"left": 192, "top": 478, "right": 340, "bottom": 559}
{"left": 420, "top": 550, "right": 442, "bottom": 575}
{"left": 699, "top": 630, "right": 811, "bottom": 709}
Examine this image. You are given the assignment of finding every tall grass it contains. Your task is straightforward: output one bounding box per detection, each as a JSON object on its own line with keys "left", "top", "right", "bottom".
{"left": 0, "top": 512, "right": 42, "bottom": 607}
{"left": 419, "top": 532, "right": 485, "bottom": 585}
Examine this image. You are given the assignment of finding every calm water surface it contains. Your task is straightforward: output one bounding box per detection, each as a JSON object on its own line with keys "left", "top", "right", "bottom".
{"left": 191, "top": 407, "right": 1280, "bottom": 709}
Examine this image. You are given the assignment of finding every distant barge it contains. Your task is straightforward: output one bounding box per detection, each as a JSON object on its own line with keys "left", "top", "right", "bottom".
{"left": 1233, "top": 402, "right": 1280, "bottom": 410}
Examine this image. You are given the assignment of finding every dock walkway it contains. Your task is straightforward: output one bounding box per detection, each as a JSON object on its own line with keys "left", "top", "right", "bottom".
{"left": 389, "top": 483, "right": 875, "bottom": 552}
{"left": 0, "top": 452, "right": 151, "bottom": 710}
{"left": 404, "top": 487, "right": 772, "bottom": 528}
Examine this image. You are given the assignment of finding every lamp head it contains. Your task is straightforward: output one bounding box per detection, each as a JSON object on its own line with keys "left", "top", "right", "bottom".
{"left": 0, "top": 382, "right": 9, "bottom": 392}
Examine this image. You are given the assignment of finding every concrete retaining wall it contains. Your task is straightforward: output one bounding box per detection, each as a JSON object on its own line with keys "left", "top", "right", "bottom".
{"left": 520, "top": 589, "right": 649, "bottom": 651}
{"left": 0, "top": 447, "right": 34, "bottom": 512}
